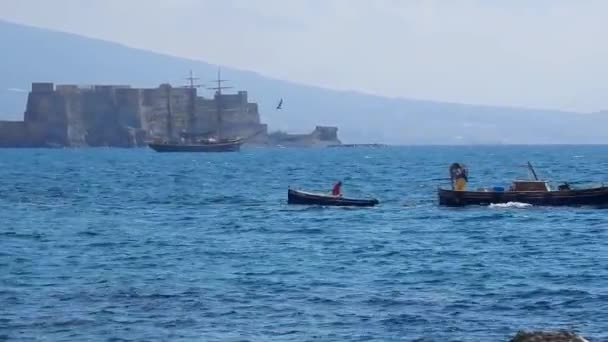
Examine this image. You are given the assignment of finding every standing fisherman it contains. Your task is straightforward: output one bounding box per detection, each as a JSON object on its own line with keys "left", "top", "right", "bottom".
{"left": 449, "top": 163, "right": 468, "bottom": 191}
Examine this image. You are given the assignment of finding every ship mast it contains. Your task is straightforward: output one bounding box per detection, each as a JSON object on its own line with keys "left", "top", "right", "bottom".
{"left": 164, "top": 85, "right": 173, "bottom": 142}
{"left": 207, "top": 68, "right": 232, "bottom": 139}
{"left": 184, "top": 70, "right": 202, "bottom": 134}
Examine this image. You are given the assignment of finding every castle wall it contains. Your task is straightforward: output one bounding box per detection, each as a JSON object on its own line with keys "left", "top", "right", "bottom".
{"left": 115, "top": 88, "right": 142, "bottom": 128}
{"left": 64, "top": 91, "right": 86, "bottom": 146}
{"left": 0, "top": 121, "right": 53, "bottom": 147}
{"left": 24, "top": 83, "right": 69, "bottom": 146}
{"left": 195, "top": 97, "right": 219, "bottom": 133}
{"left": 140, "top": 88, "right": 166, "bottom": 138}
{"left": 80, "top": 89, "right": 122, "bottom": 146}
{"left": 0, "top": 81, "right": 282, "bottom": 148}
{"left": 21, "top": 83, "right": 148, "bottom": 147}
{"left": 267, "top": 126, "right": 341, "bottom": 147}
{"left": 0, "top": 121, "right": 29, "bottom": 147}
{"left": 140, "top": 85, "right": 192, "bottom": 141}
{"left": 115, "top": 88, "right": 148, "bottom": 146}
{"left": 217, "top": 91, "right": 260, "bottom": 125}
{"left": 314, "top": 126, "right": 340, "bottom": 142}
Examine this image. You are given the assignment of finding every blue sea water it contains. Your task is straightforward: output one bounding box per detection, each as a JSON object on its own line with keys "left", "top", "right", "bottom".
{"left": 1, "top": 146, "right": 607, "bottom": 341}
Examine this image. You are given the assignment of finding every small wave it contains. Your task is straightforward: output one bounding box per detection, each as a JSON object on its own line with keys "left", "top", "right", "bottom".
{"left": 46, "top": 186, "right": 66, "bottom": 198}
{"left": 76, "top": 230, "right": 99, "bottom": 237}
{"left": 0, "top": 231, "right": 45, "bottom": 240}
{"left": 280, "top": 206, "right": 325, "bottom": 213}
{"left": 87, "top": 241, "right": 128, "bottom": 248}
{"left": 489, "top": 202, "right": 532, "bottom": 209}
{"left": 288, "top": 228, "right": 324, "bottom": 235}
{"left": 206, "top": 195, "right": 263, "bottom": 205}
{"left": 452, "top": 213, "right": 506, "bottom": 222}
{"left": 380, "top": 313, "right": 429, "bottom": 326}
{"left": 51, "top": 318, "right": 95, "bottom": 328}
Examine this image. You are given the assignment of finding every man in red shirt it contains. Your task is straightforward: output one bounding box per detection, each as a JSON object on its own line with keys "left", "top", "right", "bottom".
{"left": 331, "top": 181, "right": 342, "bottom": 197}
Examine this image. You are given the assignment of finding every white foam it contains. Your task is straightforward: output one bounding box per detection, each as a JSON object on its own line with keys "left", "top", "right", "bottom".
{"left": 489, "top": 202, "right": 532, "bottom": 209}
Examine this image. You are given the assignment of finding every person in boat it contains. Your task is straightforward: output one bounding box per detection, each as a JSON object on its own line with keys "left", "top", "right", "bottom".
{"left": 331, "top": 181, "right": 343, "bottom": 197}
{"left": 449, "top": 163, "right": 468, "bottom": 191}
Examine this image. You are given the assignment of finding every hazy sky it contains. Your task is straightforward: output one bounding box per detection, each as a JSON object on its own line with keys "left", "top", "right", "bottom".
{"left": 1, "top": 0, "right": 606, "bottom": 112}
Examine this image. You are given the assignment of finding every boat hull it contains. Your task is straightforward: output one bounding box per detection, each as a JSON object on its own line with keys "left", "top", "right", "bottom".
{"left": 288, "top": 189, "right": 379, "bottom": 207}
{"left": 148, "top": 141, "right": 241, "bottom": 152}
{"left": 438, "top": 187, "right": 608, "bottom": 207}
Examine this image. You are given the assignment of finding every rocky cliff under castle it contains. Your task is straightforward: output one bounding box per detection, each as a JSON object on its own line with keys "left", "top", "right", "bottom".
{"left": 0, "top": 82, "right": 341, "bottom": 148}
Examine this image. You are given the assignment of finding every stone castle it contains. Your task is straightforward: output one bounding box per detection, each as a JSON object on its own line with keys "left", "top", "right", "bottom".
{"left": 0, "top": 82, "right": 341, "bottom": 147}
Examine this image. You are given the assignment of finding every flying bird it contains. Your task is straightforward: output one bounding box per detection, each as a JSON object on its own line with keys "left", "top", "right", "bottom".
{"left": 276, "top": 98, "right": 283, "bottom": 110}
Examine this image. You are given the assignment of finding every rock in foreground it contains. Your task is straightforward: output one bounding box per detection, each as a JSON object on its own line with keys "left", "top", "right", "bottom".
{"left": 510, "top": 330, "right": 588, "bottom": 342}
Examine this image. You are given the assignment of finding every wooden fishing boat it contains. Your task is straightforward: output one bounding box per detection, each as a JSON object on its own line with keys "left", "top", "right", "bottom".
{"left": 148, "top": 138, "right": 242, "bottom": 152}
{"left": 288, "top": 188, "right": 379, "bottom": 207}
{"left": 438, "top": 184, "right": 608, "bottom": 207}
{"left": 438, "top": 162, "right": 608, "bottom": 207}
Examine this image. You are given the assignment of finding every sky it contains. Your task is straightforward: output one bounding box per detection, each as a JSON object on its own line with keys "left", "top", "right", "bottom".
{"left": 0, "top": 0, "right": 606, "bottom": 112}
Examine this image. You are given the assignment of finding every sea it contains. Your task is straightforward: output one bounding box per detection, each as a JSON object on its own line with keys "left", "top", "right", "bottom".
{"left": 1, "top": 146, "right": 607, "bottom": 341}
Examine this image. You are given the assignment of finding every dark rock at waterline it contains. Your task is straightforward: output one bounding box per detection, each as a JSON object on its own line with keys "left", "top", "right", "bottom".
{"left": 510, "top": 330, "right": 588, "bottom": 342}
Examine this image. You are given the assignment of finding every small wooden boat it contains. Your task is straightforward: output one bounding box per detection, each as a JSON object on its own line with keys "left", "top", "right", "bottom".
{"left": 438, "top": 162, "right": 608, "bottom": 207}
{"left": 148, "top": 138, "right": 242, "bottom": 153}
{"left": 288, "top": 188, "right": 379, "bottom": 207}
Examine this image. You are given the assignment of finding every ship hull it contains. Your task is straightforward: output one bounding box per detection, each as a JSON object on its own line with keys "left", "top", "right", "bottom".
{"left": 148, "top": 141, "right": 241, "bottom": 152}
{"left": 438, "top": 187, "right": 608, "bottom": 207}
{"left": 288, "top": 189, "right": 379, "bottom": 207}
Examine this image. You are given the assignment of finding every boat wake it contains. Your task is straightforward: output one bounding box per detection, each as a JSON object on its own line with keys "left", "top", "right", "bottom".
{"left": 489, "top": 202, "right": 532, "bottom": 209}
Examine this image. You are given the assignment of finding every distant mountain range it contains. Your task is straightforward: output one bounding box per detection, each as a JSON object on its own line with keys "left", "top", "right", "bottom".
{"left": 1, "top": 19, "right": 606, "bottom": 144}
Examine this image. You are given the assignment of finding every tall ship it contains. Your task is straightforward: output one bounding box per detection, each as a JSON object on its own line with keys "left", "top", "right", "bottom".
{"left": 148, "top": 70, "right": 245, "bottom": 153}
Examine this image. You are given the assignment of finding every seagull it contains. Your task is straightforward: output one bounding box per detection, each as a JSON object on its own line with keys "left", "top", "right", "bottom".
{"left": 276, "top": 98, "right": 283, "bottom": 110}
